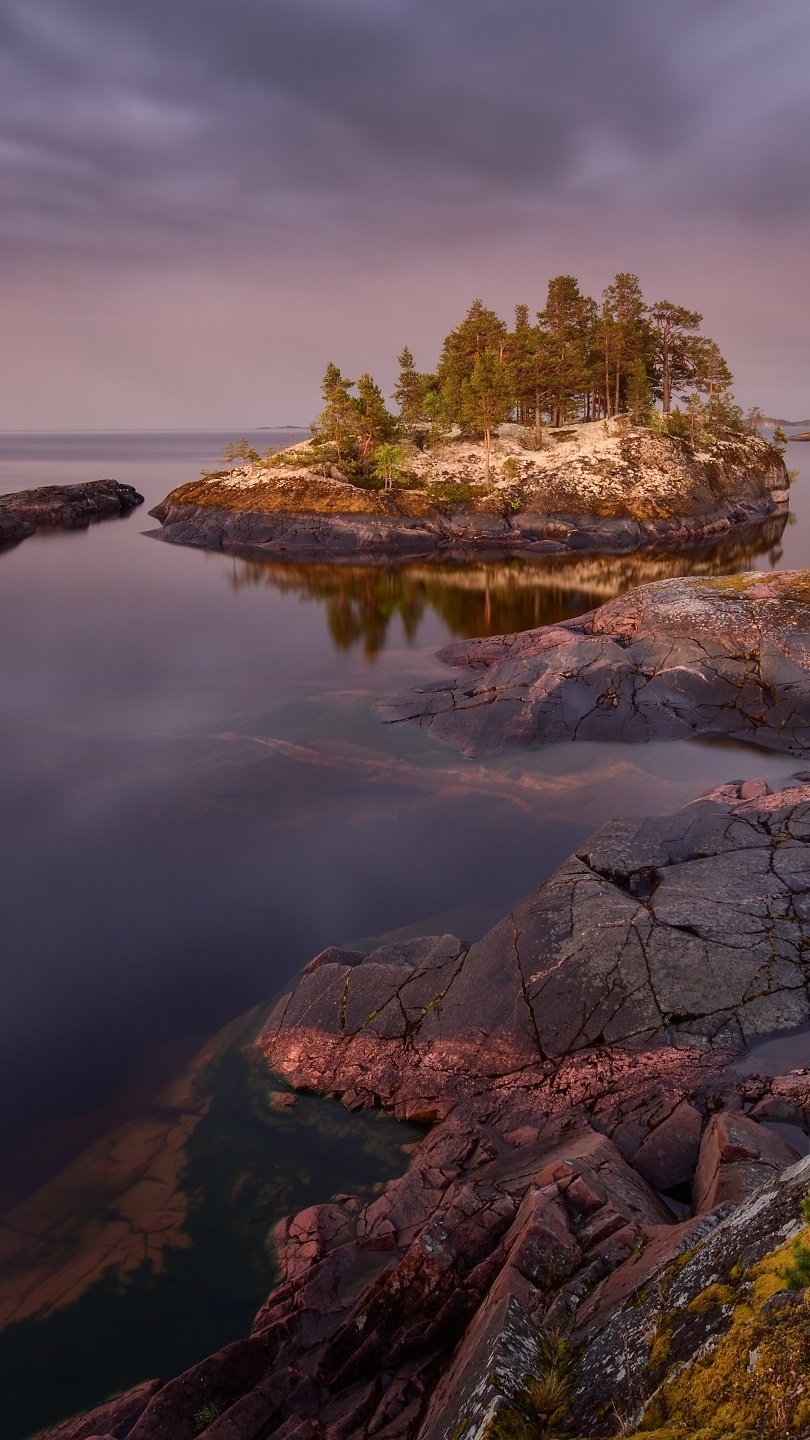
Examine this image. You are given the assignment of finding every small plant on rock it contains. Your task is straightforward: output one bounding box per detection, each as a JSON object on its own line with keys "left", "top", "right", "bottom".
{"left": 192, "top": 1400, "right": 221, "bottom": 1435}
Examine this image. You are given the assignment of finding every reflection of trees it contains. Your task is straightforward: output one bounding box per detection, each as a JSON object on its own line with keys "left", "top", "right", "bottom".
{"left": 227, "top": 512, "right": 789, "bottom": 657}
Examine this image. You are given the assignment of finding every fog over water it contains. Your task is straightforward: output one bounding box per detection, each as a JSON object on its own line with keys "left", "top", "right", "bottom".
{"left": 2, "top": 429, "right": 810, "bottom": 1206}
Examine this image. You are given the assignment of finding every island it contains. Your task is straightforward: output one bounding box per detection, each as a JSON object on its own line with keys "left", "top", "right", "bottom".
{"left": 150, "top": 280, "right": 789, "bottom": 563}
{"left": 0, "top": 480, "right": 143, "bottom": 548}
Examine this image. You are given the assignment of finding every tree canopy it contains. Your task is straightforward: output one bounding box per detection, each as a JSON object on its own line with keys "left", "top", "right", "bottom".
{"left": 310, "top": 274, "right": 752, "bottom": 487}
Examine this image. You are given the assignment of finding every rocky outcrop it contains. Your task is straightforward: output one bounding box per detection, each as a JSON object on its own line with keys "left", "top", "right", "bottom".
{"left": 381, "top": 568, "right": 810, "bottom": 757}
{"left": 36, "top": 780, "right": 810, "bottom": 1440}
{"left": 149, "top": 426, "right": 787, "bottom": 562}
{"left": 0, "top": 480, "right": 143, "bottom": 547}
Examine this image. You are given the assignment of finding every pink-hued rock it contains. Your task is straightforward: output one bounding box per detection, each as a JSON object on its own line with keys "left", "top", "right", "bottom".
{"left": 42, "top": 780, "right": 810, "bottom": 1440}
{"left": 36, "top": 1380, "right": 162, "bottom": 1440}
{"left": 631, "top": 1099, "right": 704, "bottom": 1190}
{"left": 692, "top": 1108, "right": 800, "bottom": 1212}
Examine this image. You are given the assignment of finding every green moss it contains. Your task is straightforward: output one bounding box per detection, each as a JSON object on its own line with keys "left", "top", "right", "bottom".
{"left": 625, "top": 1228, "right": 810, "bottom": 1438}
{"left": 687, "top": 1283, "right": 735, "bottom": 1314}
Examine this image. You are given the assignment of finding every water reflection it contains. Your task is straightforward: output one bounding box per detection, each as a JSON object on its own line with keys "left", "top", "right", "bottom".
{"left": 227, "top": 513, "right": 788, "bottom": 655}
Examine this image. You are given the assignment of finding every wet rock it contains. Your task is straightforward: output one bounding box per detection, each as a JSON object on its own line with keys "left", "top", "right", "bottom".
{"left": 0, "top": 480, "right": 143, "bottom": 545}
{"left": 692, "top": 1109, "right": 800, "bottom": 1212}
{"left": 380, "top": 569, "right": 810, "bottom": 757}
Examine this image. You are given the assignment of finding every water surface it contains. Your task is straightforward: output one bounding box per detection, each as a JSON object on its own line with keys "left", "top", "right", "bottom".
{"left": 2, "top": 428, "right": 809, "bottom": 1433}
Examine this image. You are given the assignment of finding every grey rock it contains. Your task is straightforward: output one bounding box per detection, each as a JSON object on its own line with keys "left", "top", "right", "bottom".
{"left": 380, "top": 570, "right": 810, "bottom": 757}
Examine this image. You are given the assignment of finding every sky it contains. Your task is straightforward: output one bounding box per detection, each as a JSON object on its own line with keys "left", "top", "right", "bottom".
{"left": 0, "top": 0, "right": 808, "bottom": 428}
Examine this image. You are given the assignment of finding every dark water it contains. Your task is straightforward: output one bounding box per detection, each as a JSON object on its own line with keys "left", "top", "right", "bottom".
{"left": 1, "top": 429, "right": 809, "bottom": 1433}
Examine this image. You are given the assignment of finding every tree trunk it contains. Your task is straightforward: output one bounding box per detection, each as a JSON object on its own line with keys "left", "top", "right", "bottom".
{"left": 484, "top": 426, "right": 491, "bottom": 484}
{"left": 604, "top": 332, "right": 611, "bottom": 419}
{"left": 534, "top": 388, "right": 542, "bottom": 446}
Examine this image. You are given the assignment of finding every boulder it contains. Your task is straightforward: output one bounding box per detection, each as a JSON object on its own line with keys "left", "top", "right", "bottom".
{"left": 692, "top": 1109, "right": 800, "bottom": 1212}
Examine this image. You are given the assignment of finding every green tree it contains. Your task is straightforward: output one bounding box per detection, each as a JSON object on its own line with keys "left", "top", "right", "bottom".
{"left": 537, "top": 276, "right": 592, "bottom": 426}
{"left": 626, "top": 357, "right": 652, "bottom": 425}
{"left": 393, "top": 346, "right": 426, "bottom": 427}
{"left": 222, "top": 437, "right": 259, "bottom": 471}
{"left": 507, "top": 304, "right": 551, "bottom": 443}
{"left": 602, "top": 273, "right": 652, "bottom": 418}
{"left": 773, "top": 424, "right": 789, "bottom": 455}
{"left": 354, "top": 374, "right": 397, "bottom": 461}
{"left": 437, "top": 300, "right": 508, "bottom": 424}
{"left": 317, "top": 362, "right": 358, "bottom": 465}
{"left": 692, "top": 338, "right": 734, "bottom": 428}
{"left": 373, "top": 442, "right": 408, "bottom": 491}
{"left": 460, "top": 350, "right": 513, "bottom": 483}
{"left": 650, "top": 301, "right": 703, "bottom": 415}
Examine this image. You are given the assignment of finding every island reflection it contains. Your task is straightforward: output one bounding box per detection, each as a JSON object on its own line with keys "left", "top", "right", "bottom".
{"left": 225, "top": 513, "right": 788, "bottom": 656}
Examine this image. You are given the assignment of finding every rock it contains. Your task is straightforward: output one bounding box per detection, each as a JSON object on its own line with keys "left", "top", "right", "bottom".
{"left": 149, "top": 426, "right": 786, "bottom": 562}
{"left": 35, "top": 1380, "right": 163, "bottom": 1440}
{"left": 261, "top": 780, "right": 810, "bottom": 1097}
{"left": 45, "top": 784, "right": 810, "bottom": 1440}
{"left": 380, "top": 569, "right": 810, "bottom": 757}
{"left": 692, "top": 1109, "right": 800, "bottom": 1212}
{"left": 0, "top": 480, "right": 143, "bottom": 546}
{"left": 630, "top": 1100, "right": 704, "bottom": 1191}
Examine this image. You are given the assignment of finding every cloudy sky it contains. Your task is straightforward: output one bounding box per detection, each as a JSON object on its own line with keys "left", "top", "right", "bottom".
{"left": 0, "top": 0, "right": 808, "bottom": 427}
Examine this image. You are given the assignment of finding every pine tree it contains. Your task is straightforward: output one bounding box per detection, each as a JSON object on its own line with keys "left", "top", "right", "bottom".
{"left": 627, "top": 357, "right": 652, "bottom": 425}
{"left": 393, "top": 347, "right": 426, "bottom": 427}
{"left": 354, "top": 374, "right": 397, "bottom": 461}
{"left": 317, "top": 362, "right": 358, "bottom": 465}
{"left": 507, "top": 304, "right": 551, "bottom": 442}
{"left": 691, "top": 339, "right": 734, "bottom": 429}
{"left": 537, "top": 276, "right": 592, "bottom": 426}
{"left": 602, "top": 273, "right": 651, "bottom": 417}
{"left": 460, "top": 350, "right": 513, "bottom": 483}
{"left": 437, "top": 300, "right": 508, "bottom": 425}
{"left": 650, "top": 302, "right": 703, "bottom": 415}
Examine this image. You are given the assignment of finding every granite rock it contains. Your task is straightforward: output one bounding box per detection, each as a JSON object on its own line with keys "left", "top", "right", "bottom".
{"left": 380, "top": 569, "right": 810, "bottom": 757}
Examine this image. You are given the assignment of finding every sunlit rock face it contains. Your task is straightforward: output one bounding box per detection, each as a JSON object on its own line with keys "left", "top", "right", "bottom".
{"left": 149, "top": 425, "right": 787, "bottom": 561}
{"left": 381, "top": 569, "right": 810, "bottom": 756}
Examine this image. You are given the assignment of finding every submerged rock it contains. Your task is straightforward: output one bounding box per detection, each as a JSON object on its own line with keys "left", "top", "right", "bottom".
{"left": 149, "top": 425, "right": 786, "bottom": 562}
{"left": 381, "top": 568, "right": 810, "bottom": 757}
{"left": 0, "top": 479, "right": 143, "bottom": 547}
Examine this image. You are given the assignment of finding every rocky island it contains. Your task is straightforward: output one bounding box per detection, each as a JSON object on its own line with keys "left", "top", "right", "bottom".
{"left": 38, "top": 775, "right": 810, "bottom": 1440}
{"left": 0, "top": 480, "right": 143, "bottom": 548}
{"left": 150, "top": 423, "right": 786, "bottom": 563}
{"left": 151, "top": 281, "right": 788, "bottom": 564}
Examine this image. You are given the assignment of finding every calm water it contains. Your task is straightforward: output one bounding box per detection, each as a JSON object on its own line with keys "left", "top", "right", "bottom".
{"left": 2, "top": 429, "right": 810, "bottom": 1432}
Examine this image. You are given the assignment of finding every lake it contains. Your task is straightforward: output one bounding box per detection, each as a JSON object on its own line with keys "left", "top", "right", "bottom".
{"left": 2, "top": 428, "right": 809, "bottom": 1434}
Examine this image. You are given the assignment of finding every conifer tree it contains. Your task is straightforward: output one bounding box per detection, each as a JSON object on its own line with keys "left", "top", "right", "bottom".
{"left": 393, "top": 347, "right": 425, "bottom": 427}
{"left": 537, "top": 276, "right": 592, "bottom": 426}
{"left": 692, "top": 339, "right": 734, "bottom": 428}
{"left": 437, "top": 300, "right": 508, "bottom": 424}
{"left": 318, "top": 362, "right": 358, "bottom": 464}
{"left": 650, "top": 301, "right": 703, "bottom": 414}
{"left": 602, "top": 273, "right": 651, "bottom": 417}
{"left": 507, "top": 304, "right": 551, "bottom": 442}
{"left": 354, "top": 374, "right": 397, "bottom": 460}
{"left": 460, "top": 350, "right": 513, "bottom": 483}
